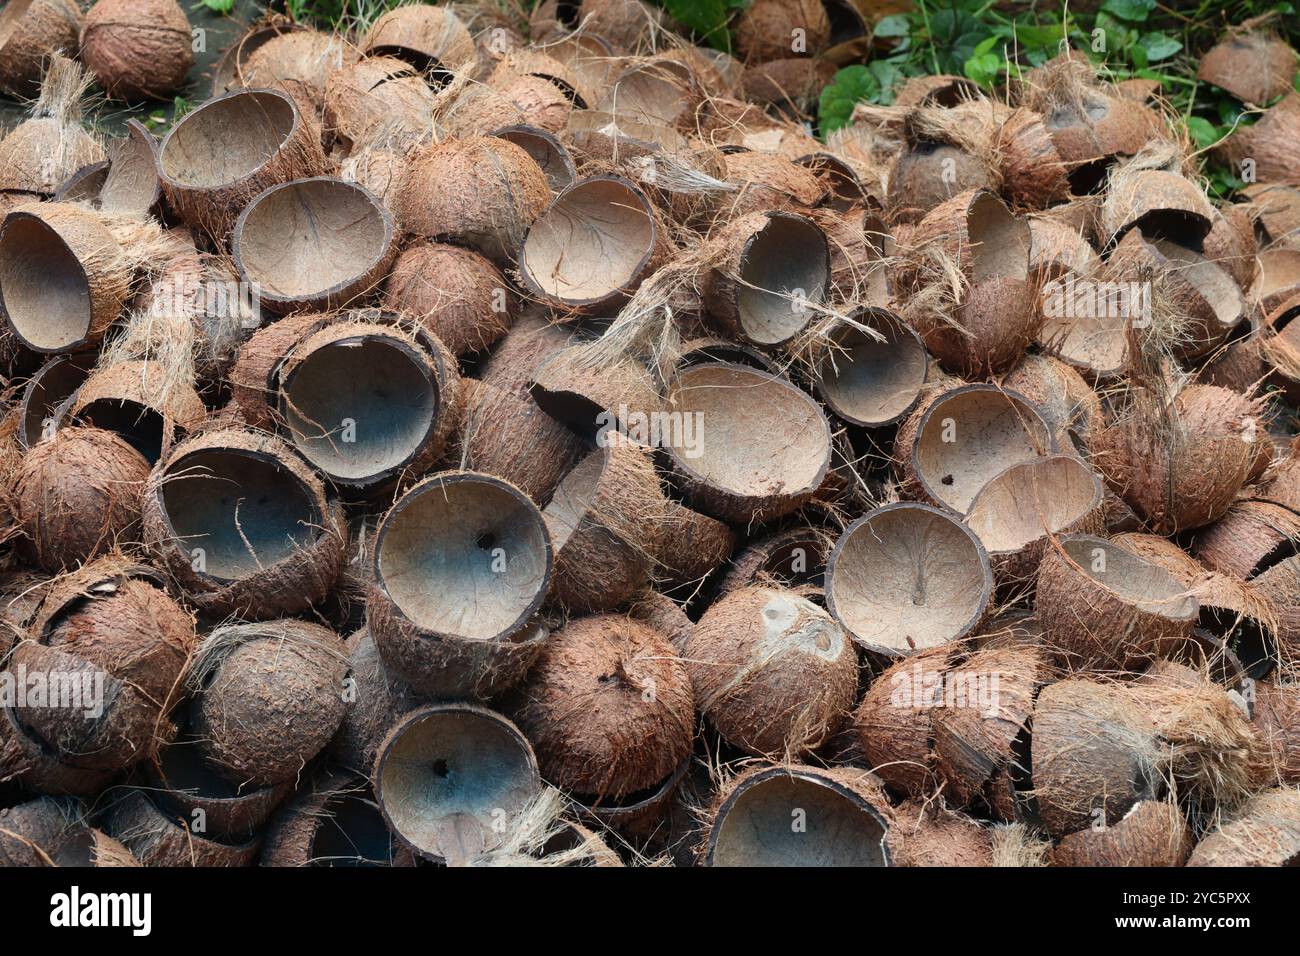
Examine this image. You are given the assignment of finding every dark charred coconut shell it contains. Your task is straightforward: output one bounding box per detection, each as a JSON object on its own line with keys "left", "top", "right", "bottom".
{"left": 1031, "top": 678, "right": 1161, "bottom": 838}
{"left": 14, "top": 428, "right": 150, "bottom": 572}
{"left": 241, "top": 30, "right": 358, "bottom": 119}
{"left": 827, "top": 503, "right": 992, "bottom": 657}
{"left": 68, "top": 361, "right": 206, "bottom": 464}
{"left": 1250, "top": 682, "right": 1300, "bottom": 786}
{"left": 491, "top": 124, "right": 577, "bottom": 193}
{"left": 702, "top": 765, "right": 892, "bottom": 866}
{"left": 1187, "top": 788, "right": 1300, "bottom": 866}
{"left": 80, "top": 0, "right": 193, "bottom": 100}
{"left": 520, "top": 176, "right": 666, "bottom": 314}
{"left": 146, "top": 739, "right": 289, "bottom": 841}
{"left": 813, "top": 308, "right": 927, "bottom": 427}
{"left": 453, "top": 379, "right": 585, "bottom": 506}
{"left": 374, "top": 703, "right": 540, "bottom": 865}
{"left": 367, "top": 471, "right": 552, "bottom": 698}
{"left": 510, "top": 614, "right": 693, "bottom": 800}
{"left": 715, "top": 524, "right": 834, "bottom": 598}
{"left": 665, "top": 362, "right": 831, "bottom": 524}
{"left": 395, "top": 135, "right": 551, "bottom": 267}
{"left": 189, "top": 619, "right": 347, "bottom": 788}
{"left": 233, "top": 177, "right": 397, "bottom": 316}
{"left": 330, "top": 628, "right": 423, "bottom": 774}
{"left": 142, "top": 427, "right": 346, "bottom": 619}
{"left": 1036, "top": 535, "right": 1198, "bottom": 672}
{"left": 261, "top": 767, "right": 413, "bottom": 867}
{"left": 16, "top": 354, "right": 94, "bottom": 450}
{"left": 361, "top": 3, "right": 475, "bottom": 72}
{"left": 542, "top": 444, "right": 666, "bottom": 613}
{"left": 0, "top": 0, "right": 82, "bottom": 98}
{"left": 1192, "top": 499, "right": 1300, "bottom": 581}
{"left": 227, "top": 311, "right": 335, "bottom": 430}
{"left": 56, "top": 119, "right": 160, "bottom": 218}
{"left": 899, "top": 383, "right": 1053, "bottom": 513}
{"left": 1197, "top": 31, "right": 1297, "bottom": 105}
{"left": 0, "top": 203, "right": 129, "bottom": 353}
{"left": 1049, "top": 800, "right": 1191, "bottom": 866}
{"left": 103, "top": 788, "right": 259, "bottom": 866}
{"left": 648, "top": 498, "right": 736, "bottom": 589}
{"left": 889, "top": 800, "right": 993, "bottom": 867}
{"left": 275, "top": 320, "right": 461, "bottom": 493}
{"left": 852, "top": 646, "right": 953, "bottom": 796}
{"left": 703, "top": 211, "right": 830, "bottom": 346}
{"left": 158, "top": 88, "right": 327, "bottom": 245}
{"left": 323, "top": 55, "right": 432, "bottom": 154}
{"left": 381, "top": 241, "right": 514, "bottom": 358}
{"left": 687, "top": 585, "right": 857, "bottom": 757}
{"left": 964, "top": 455, "right": 1106, "bottom": 586}
{"left": 732, "top": 0, "right": 829, "bottom": 63}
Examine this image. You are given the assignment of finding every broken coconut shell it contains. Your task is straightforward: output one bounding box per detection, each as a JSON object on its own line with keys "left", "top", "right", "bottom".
{"left": 1187, "top": 787, "right": 1300, "bottom": 866}
{"left": 261, "top": 768, "right": 413, "bottom": 867}
{"left": 1192, "top": 499, "right": 1300, "bottom": 580}
{"left": 146, "top": 738, "right": 290, "bottom": 842}
{"left": 1048, "top": 799, "right": 1192, "bottom": 866}
{"left": 361, "top": 3, "right": 476, "bottom": 73}
{"left": 67, "top": 360, "right": 207, "bottom": 464}
{"left": 812, "top": 308, "right": 928, "bottom": 427}
{"left": 103, "top": 788, "right": 259, "bottom": 866}
{"left": 1197, "top": 29, "right": 1297, "bottom": 106}
{"left": 54, "top": 119, "right": 160, "bottom": 218}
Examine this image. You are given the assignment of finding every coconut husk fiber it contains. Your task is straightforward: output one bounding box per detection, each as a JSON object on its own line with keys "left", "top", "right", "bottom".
{"left": 0, "top": 53, "right": 102, "bottom": 195}
{"left": 1187, "top": 787, "right": 1300, "bottom": 866}
{"left": 1193, "top": 499, "right": 1300, "bottom": 580}
{"left": 1197, "top": 21, "right": 1298, "bottom": 106}
{"left": 80, "top": 0, "right": 194, "bottom": 101}
{"left": 0, "top": 0, "right": 82, "bottom": 98}
{"left": 68, "top": 360, "right": 206, "bottom": 464}
{"left": 1048, "top": 799, "right": 1192, "bottom": 866}
{"left": 888, "top": 800, "right": 994, "bottom": 866}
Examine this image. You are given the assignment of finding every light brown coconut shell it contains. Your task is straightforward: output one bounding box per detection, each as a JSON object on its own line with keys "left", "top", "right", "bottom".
{"left": 687, "top": 585, "right": 857, "bottom": 757}
{"left": 142, "top": 427, "right": 346, "bottom": 619}
{"left": 1197, "top": 30, "right": 1297, "bottom": 106}
{"left": 226, "top": 311, "right": 336, "bottom": 431}
{"left": 1250, "top": 681, "right": 1300, "bottom": 786}
{"left": 240, "top": 29, "right": 357, "bottom": 119}
{"left": 1245, "top": 182, "right": 1300, "bottom": 246}
{"left": 0, "top": 0, "right": 82, "bottom": 98}
{"left": 146, "top": 739, "right": 290, "bottom": 842}
{"left": 489, "top": 70, "right": 578, "bottom": 134}
{"left": 626, "top": 588, "right": 691, "bottom": 650}
{"left": 1001, "top": 352, "right": 1103, "bottom": 445}
{"left": 665, "top": 362, "right": 831, "bottom": 524}
{"left": 714, "top": 523, "right": 834, "bottom": 597}
{"left": 529, "top": 342, "right": 661, "bottom": 436}
{"left": 361, "top": 4, "right": 476, "bottom": 72}
{"left": 233, "top": 176, "right": 396, "bottom": 316}
{"left": 596, "top": 55, "right": 699, "bottom": 129}
{"left": 103, "top": 788, "right": 259, "bottom": 866}
{"left": 732, "top": 0, "right": 829, "bottom": 64}
{"left": 1036, "top": 534, "right": 1198, "bottom": 672}
{"left": 888, "top": 800, "right": 993, "bottom": 866}
{"left": 1027, "top": 216, "right": 1099, "bottom": 281}
{"left": 382, "top": 241, "right": 515, "bottom": 358}
{"left": 996, "top": 107, "right": 1069, "bottom": 210}
{"left": 711, "top": 150, "right": 827, "bottom": 223}
{"left": 1254, "top": 556, "right": 1300, "bottom": 664}
{"left": 648, "top": 497, "right": 735, "bottom": 589}
{"left": 15, "top": 355, "right": 94, "bottom": 450}
{"left": 481, "top": 312, "right": 576, "bottom": 398}
{"left": 853, "top": 645, "right": 953, "bottom": 796}
{"left": 520, "top": 176, "right": 666, "bottom": 314}
{"left": 893, "top": 73, "right": 979, "bottom": 108}
{"left": 1187, "top": 787, "right": 1300, "bottom": 866}
{"left": 1049, "top": 799, "right": 1192, "bottom": 866}
{"left": 542, "top": 444, "right": 665, "bottom": 613}
{"left": 812, "top": 309, "right": 927, "bottom": 427}
{"left": 702, "top": 764, "right": 892, "bottom": 866}
{"left": 189, "top": 619, "right": 346, "bottom": 787}
{"left": 68, "top": 360, "right": 206, "bottom": 463}
{"left": 702, "top": 210, "right": 830, "bottom": 346}
{"left": 0, "top": 90, "right": 104, "bottom": 196}
{"left": 510, "top": 614, "right": 693, "bottom": 799}
{"left": 1254, "top": 247, "right": 1300, "bottom": 315}
{"left": 260, "top": 768, "right": 413, "bottom": 867}
{"left": 395, "top": 135, "right": 550, "bottom": 266}
{"left": 367, "top": 471, "right": 552, "bottom": 698}
{"left": 809, "top": 206, "right": 890, "bottom": 306}
{"left": 0, "top": 202, "right": 129, "bottom": 353}
{"left": 1042, "top": 89, "right": 1161, "bottom": 190}
{"left": 1203, "top": 204, "right": 1259, "bottom": 291}
{"left": 491, "top": 124, "right": 577, "bottom": 193}
{"left": 14, "top": 427, "right": 150, "bottom": 572}
{"left": 209, "top": 18, "right": 304, "bottom": 97}
{"left": 1216, "top": 92, "right": 1300, "bottom": 188}
{"left": 1101, "top": 166, "right": 1215, "bottom": 246}
{"left": 80, "top": 0, "right": 193, "bottom": 100}
{"left": 827, "top": 503, "right": 991, "bottom": 657}
{"left": 158, "top": 88, "right": 327, "bottom": 245}
{"left": 488, "top": 48, "right": 597, "bottom": 113}
{"left": 740, "top": 57, "right": 837, "bottom": 111}
{"left": 55, "top": 119, "right": 160, "bottom": 218}
{"left": 1192, "top": 499, "right": 1300, "bottom": 580}
{"left": 374, "top": 702, "right": 540, "bottom": 865}
{"left": 323, "top": 55, "right": 432, "bottom": 154}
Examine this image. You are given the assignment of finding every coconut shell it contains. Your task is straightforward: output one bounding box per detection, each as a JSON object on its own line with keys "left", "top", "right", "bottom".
{"left": 1188, "top": 787, "right": 1300, "bottom": 866}
{"left": 330, "top": 628, "right": 423, "bottom": 775}
{"left": 146, "top": 739, "right": 289, "bottom": 842}
{"left": 361, "top": 3, "right": 476, "bottom": 72}
{"left": 324, "top": 55, "right": 433, "bottom": 153}
{"left": 809, "top": 207, "right": 890, "bottom": 306}
{"left": 0, "top": 203, "right": 129, "bottom": 353}
{"left": 1253, "top": 557, "right": 1300, "bottom": 664}
{"left": 1197, "top": 31, "right": 1297, "bottom": 106}
{"left": 261, "top": 767, "right": 413, "bottom": 867}
{"left": 0, "top": 796, "right": 83, "bottom": 866}
{"left": 1049, "top": 799, "right": 1192, "bottom": 866}
{"left": 1245, "top": 182, "right": 1300, "bottom": 247}
{"left": 103, "top": 788, "right": 259, "bottom": 866}
{"left": 1203, "top": 204, "right": 1259, "bottom": 291}
{"left": 648, "top": 498, "right": 736, "bottom": 589}
{"left": 715, "top": 524, "right": 833, "bottom": 598}
{"left": 15, "top": 354, "right": 94, "bottom": 450}
{"left": 481, "top": 313, "right": 575, "bottom": 399}
{"left": 241, "top": 29, "right": 357, "bottom": 119}
{"left": 1036, "top": 534, "right": 1198, "bottom": 672}
{"left": 687, "top": 585, "right": 857, "bottom": 757}
{"left": 529, "top": 342, "right": 661, "bottom": 436}
{"left": 68, "top": 360, "right": 206, "bottom": 463}
{"left": 80, "top": 0, "right": 193, "bottom": 100}
{"left": 158, "top": 88, "right": 327, "bottom": 245}
{"left": 491, "top": 124, "right": 577, "bottom": 194}
{"left": 209, "top": 18, "right": 304, "bottom": 96}
{"left": 0, "top": 66, "right": 103, "bottom": 195}
{"left": 1027, "top": 216, "right": 1099, "bottom": 280}
{"left": 56, "top": 119, "right": 160, "bottom": 218}
{"left": 227, "top": 311, "right": 335, "bottom": 430}
{"left": 1250, "top": 681, "right": 1300, "bottom": 786}
{"left": 852, "top": 646, "right": 953, "bottom": 796}
{"left": 889, "top": 800, "right": 993, "bottom": 866}
{"left": 142, "top": 427, "right": 346, "bottom": 619}
{"left": 740, "top": 57, "right": 837, "bottom": 110}
{"left": 381, "top": 241, "right": 514, "bottom": 358}
{"left": 811, "top": 309, "right": 926, "bottom": 426}
{"left": 1192, "top": 499, "right": 1300, "bottom": 580}
{"left": 732, "top": 0, "right": 829, "bottom": 63}
{"left": 0, "top": 0, "right": 82, "bottom": 98}
{"left": 1101, "top": 167, "right": 1215, "bottom": 246}
{"left": 1216, "top": 92, "right": 1300, "bottom": 189}
{"left": 997, "top": 107, "right": 1069, "bottom": 210}
{"left": 14, "top": 427, "right": 150, "bottom": 572}
{"left": 395, "top": 135, "right": 551, "bottom": 267}
{"left": 712, "top": 151, "right": 826, "bottom": 223}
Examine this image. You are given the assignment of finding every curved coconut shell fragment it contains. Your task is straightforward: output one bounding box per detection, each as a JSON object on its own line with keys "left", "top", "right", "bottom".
{"left": 1188, "top": 788, "right": 1300, "bottom": 866}
{"left": 103, "top": 789, "right": 259, "bottom": 866}
{"left": 54, "top": 119, "right": 160, "bottom": 218}
{"left": 814, "top": 308, "right": 927, "bottom": 427}
{"left": 1197, "top": 30, "right": 1297, "bottom": 106}
{"left": 147, "top": 738, "right": 290, "bottom": 842}
{"left": 1193, "top": 499, "right": 1300, "bottom": 581}
{"left": 68, "top": 360, "right": 207, "bottom": 463}
{"left": 262, "top": 768, "right": 413, "bottom": 867}
{"left": 15, "top": 354, "right": 94, "bottom": 450}
{"left": 1049, "top": 800, "right": 1192, "bottom": 866}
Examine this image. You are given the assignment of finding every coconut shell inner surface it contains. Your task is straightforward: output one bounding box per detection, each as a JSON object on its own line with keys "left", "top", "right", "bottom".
{"left": 817, "top": 311, "right": 927, "bottom": 426}
{"left": 160, "top": 91, "right": 297, "bottom": 188}
{"left": 1063, "top": 536, "right": 1199, "bottom": 619}
{"left": 0, "top": 214, "right": 89, "bottom": 351}
{"left": 736, "top": 213, "right": 828, "bottom": 345}
{"left": 965, "top": 455, "right": 1101, "bottom": 553}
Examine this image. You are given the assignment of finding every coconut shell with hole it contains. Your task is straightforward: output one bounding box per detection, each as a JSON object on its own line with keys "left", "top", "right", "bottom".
{"left": 381, "top": 241, "right": 514, "bottom": 358}
{"left": 374, "top": 703, "right": 540, "bottom": 865}
{"left": 702, "top": 764, "right": 892, "bottom": 867}
{"left": 146, "top": 739, "right": 290, "bottom": 842}
{"left": 827, "top": 503, "right": 991, "bottom": 658}
{"left": 103, "top": 789, "right": 259, "bottom": 866}
{"left": 0, "top": 203, "right": 129, "bottom": 354}
{"left": 1036, "top": 534, "right": 1198, "bottom": 672}
{"left": 542, "top": 444, "right": 665, "bottom": 613}
{"left": 0, "top": 0, "right": 82, "bottom": 98}
{"left": 1192, "top": 499, "right": 1300, "bottom": 580}
{"left": 665, "top": 362, "right": 831, "bottom": 524}
{"left": 367, "top": 471, "right": 552, "bottom": 698}
{"left": 79, "top": 0, "right": 193, "bottom": 100}
{"left": 56, "top": 119, "right": 160, "bottom": 218}
{"left": 158, "top": 88, "right": 327, "bottom": 245}
{"left": 510, "top": 614, "right": 693, "bottom": 800}
{"left": 142, "top": 427, "right": 346, "bottom": 619}
{"left": 68, "top": 360, "right": 206, "bottom": 464}
{"left": 813, "top": 309, "right": 927, "bottom": 427}
{"left": 261, "top": 768, "right": 413, "bottom": 867}
{"left": 1187, "top": 787, "right": 1300, "bottom": 867}
{"left": 1197, "top": 30, "right": 1297, "bottom": 106}
{"left": 14, "top": 427, "right": 149, "bottom": 572}
{"left": 189, "top": 619, "right": 345, "bottom": 788}
{"left": 686, "top": 585, "right": 857, "bottom": 758}
{"left": 395, "top": 136, "right": 550, "bottom": 267}
{"left": 1048, "top": 800, "right": 1192, "bottom": 866}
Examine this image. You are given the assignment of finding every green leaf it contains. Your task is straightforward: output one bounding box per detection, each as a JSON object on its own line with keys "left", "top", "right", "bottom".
{"left": 1185, "top": 116, "right": 1220, "bottom": 151}
{"left": 867, "top": 59, "right": 906, "bottom": 105}
{"left": 1100, "top": 0, "right": 1154, "bottom": 21}
{"left": 926, "top": 9, "right": 991, "bottom": 75}
{"left": 873, "top": 14, "right": 912, "bottom": 39}
{"left": 1137, "top": 32, "right": 1181, "bottom": 62}
{"left": 662, "top": 0, "right": 732, "bottom": 50}
{"left": 973, "top": 35, "right": 999, "bottom": 56}
{"left": 198, "top": 0, "right": 234, "bottom": 13}
{"left": 964, "top": 51, "right": 1002, "bottom": 87}
{"left": 818, "top": 65, "right": 880, "bottom": 134}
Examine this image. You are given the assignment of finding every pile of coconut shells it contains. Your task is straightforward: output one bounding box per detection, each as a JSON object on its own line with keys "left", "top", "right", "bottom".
{"left": 1, "top": 0, "right": 1300, "bottom": 869}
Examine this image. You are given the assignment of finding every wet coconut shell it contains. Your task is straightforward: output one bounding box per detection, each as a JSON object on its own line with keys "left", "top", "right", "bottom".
{"left": 687, "top": 585, "right": 857, "bottom": 758}
{"left": 1187, "top": 787, "right": 1300, "bottom": 866}
{"left": 189, "top": 619, "right": 347, "bottom": 787}
{"left": 702, "top": 764, "right": 892, "bottom": 866}
{"left": 1049, "top": 799, "right": 1192, "bottom": 866}
{"left": 827, "top": 503, "right": 992, "bottom": 657}
{"left": 889, "top": 800, "right": 993, "bottom": 867}
{"left": 261, "top": 767, "right": 413, "bottom": 867}
{"left": 0, "top": 203, "right": 129, "bottom": 353}
{"left": 1036, "top": 534, "right": 1198, "bottom": 672}
{"left": 511, "top": 614, "right": 693, "bottom": 799}
{"left": 14, "top": 427, "right": 150, "bottom": 572}
{"left": 395, "top": 135, "right": 550, "bottom": 267}
{"left": 68, "top": 360, "right": 207, "bottom": 463}
{"left": 1197, "top": 30, "right": 1297, "bottom": 106}
{"left": 80, "top": 0, "right": 193, "bottom": 100}
{"left": 103, "top": 788, "right": 259, "bottom": 866}
{"left": 1192, "top": 499, "right": 1300, "bottom": 580}
{"left": 142, "top": 427, "right": 346, "bottom": 619}
{"left": 381, "top": 241, "right": 514, "bottom": 358}
{"left": 0, "top": 0, "right": 82, "bottom": 98}
{"left": 158, "top": 88, "right": 327, "bottom": 245}
{"left": 367, "top": 471, "right": 552, "bottom": 698}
